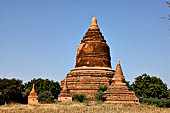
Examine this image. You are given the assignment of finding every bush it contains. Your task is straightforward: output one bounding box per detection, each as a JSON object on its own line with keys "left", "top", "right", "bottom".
{"left": 72, "top": 94, "right": 87, "bottom": 102}
{"left": 98, "top": 85, "right": 107, "bottom": 92}
{"left": 140, "top": 97, "right": 170, "bottom": 108}
{"left": 95, "top": 85, "right": 107, "bottom": 101}
{"left": 95, "top": 91, "right": 105, "bottom": 101}
{"left": 38, "top": 91, "right": 54, "bottom": 103}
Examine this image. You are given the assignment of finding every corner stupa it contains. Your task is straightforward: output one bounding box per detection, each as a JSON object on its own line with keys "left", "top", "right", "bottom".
{"left": 58, "top": 78, "right": 72, "bottom": 102}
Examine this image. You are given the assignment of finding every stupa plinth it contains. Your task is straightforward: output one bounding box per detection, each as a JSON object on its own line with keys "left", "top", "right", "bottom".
{"left": 59, "top": 17, "right": 139, "bottom": 103}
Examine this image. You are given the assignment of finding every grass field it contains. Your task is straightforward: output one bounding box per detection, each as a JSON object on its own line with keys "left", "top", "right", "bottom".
{"left": 0, "top": 102, "right": 170, "bottom": 113}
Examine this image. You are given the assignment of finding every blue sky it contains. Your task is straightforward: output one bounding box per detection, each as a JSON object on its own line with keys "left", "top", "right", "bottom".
{"left": 0, "top": 0, "right": 170, "bottom": 87}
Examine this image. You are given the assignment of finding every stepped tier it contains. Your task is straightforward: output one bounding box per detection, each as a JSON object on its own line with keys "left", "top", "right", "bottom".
{"left": 60, "top": 67, "right": 114, "bottom": 100}
{"left": 105, "top": 84, "right": 139, "bottom": 103}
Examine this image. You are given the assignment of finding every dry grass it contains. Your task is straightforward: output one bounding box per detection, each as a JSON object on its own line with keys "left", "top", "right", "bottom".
{"left": 0, "top": 103, "right": 170, "bottom": 113}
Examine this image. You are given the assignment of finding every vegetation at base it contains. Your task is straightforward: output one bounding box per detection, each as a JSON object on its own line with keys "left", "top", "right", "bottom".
{"left": 95, "top": 85, "right": 107, "bottom": 101}
{"left": 129, "top": 73, "right": 170, "bottom": 108}
{"left": 139, "top": 97, "right": 170, "bottom": 108}
{"left": 38, "top": 91, "right": 54, "bottom": 103}
{"left": 0, "top": 78, "right": 61, "bottom": 105}
{"left": 72, "top": 94, "right": 87, "bottom": 102}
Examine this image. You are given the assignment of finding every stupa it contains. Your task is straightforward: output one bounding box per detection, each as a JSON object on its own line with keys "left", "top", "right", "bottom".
{"left": 58, "top": 17, "right": 139, "bottom": 103}
{"left": 28, "top": 84, "right": 38, "bottom": 104}
{"left": 105, "top": 59, "right": 139, "bottom": 103}
{"left": 58, "top": 78, "right": 72, "bottom": 102}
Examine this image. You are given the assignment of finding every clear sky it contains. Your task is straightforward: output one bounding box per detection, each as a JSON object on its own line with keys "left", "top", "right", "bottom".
{"left": 0, "top": 0, "right": 170, "bottom": 87}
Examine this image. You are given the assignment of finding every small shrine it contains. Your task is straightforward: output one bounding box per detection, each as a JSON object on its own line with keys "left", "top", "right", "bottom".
{"left": 28, "top": 84, "right": 38, "bottom": 104}
{"left": 58, "top": 78, "right": 72, "bottom": 102}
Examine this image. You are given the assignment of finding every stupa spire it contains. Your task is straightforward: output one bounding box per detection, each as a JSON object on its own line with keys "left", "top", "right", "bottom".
{"left": 30, "top": 84, "right": 36, "bottom": 94}
{"left": 118, "top": 59, "right": 120, "bottom": 64}
{"left": 115, "top": 59, "right": 123, "bottom": 75}
{"left": 89, "top": 17, "right": 99, "bottom": 30}
{"left": 112, "top": 59, "right": 125, "bottom": 84}
{"left": 63, "top": 78, "right": 67, "bottom": 91}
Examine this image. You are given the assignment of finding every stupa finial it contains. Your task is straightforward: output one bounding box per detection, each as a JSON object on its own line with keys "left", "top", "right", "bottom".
{"left": 118, "top": 59, "right": 120, "bottom": 64}
{"left": 91, "top": 17, "right": 97, "bottom": 25}
{"left": 89, "top": 17, "right": 99, "bottom": 30}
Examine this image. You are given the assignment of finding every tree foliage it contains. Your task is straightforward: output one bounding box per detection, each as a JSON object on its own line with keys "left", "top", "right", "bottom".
{"left": 38, "top": 91, "right": 54, "bottom": 103}
{"left": 168, "top": 89, "right": 170, "bottom": 99}
{"left": 132, "top": 73, "right": 169, "bottom": 99}
{"left": 0, "top": 78, "right": 24, "bottom": 105}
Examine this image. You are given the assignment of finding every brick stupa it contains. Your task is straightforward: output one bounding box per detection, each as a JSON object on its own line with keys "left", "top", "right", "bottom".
{"left": 58, "top": 78, "right": 72, "bottom": 102}
{"left": 28, "top": 84, "right": 38, "bottom": 104}
{"left": 58, "top": 17, "right": 139, "bottom": 103}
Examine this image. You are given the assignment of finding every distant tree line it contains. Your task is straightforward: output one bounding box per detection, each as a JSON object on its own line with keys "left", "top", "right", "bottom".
{"left": 0, "top": 78, "right": 61, "bottom": 105}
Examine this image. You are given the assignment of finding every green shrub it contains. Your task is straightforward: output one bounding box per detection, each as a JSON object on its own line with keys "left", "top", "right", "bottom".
{"left": 95, "top": 85, "right": 107, "bottom": 101}
{"left": 95, "top": 91, "right": 105, "bottom": 101}
{"left": 98, "top": 85, "right": 107, "bottom": 92}
{"left": 72, "top": 94, "right": 87, "bottom": 102}
{"left": 140, "top": 97, "right": 170, "bottom": 108}
{"left": 38, "top": 91, "right": 54, "bottom": 103}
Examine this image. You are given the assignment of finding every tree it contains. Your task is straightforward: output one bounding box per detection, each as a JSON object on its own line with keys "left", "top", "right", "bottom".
{"left": 0, "top": 78, "right": 24, "bottom": 105}
{"left": 38, "top": 91, "right": 54, "bottom": 103}
{"left": 23, "top": 78, "right": 61, "bottom": 103}
{"left": 132, "top": 73, "right": 169, "bottom": 99}
{"left": 168, "top": 89, "right": 170, "bottom": 99}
